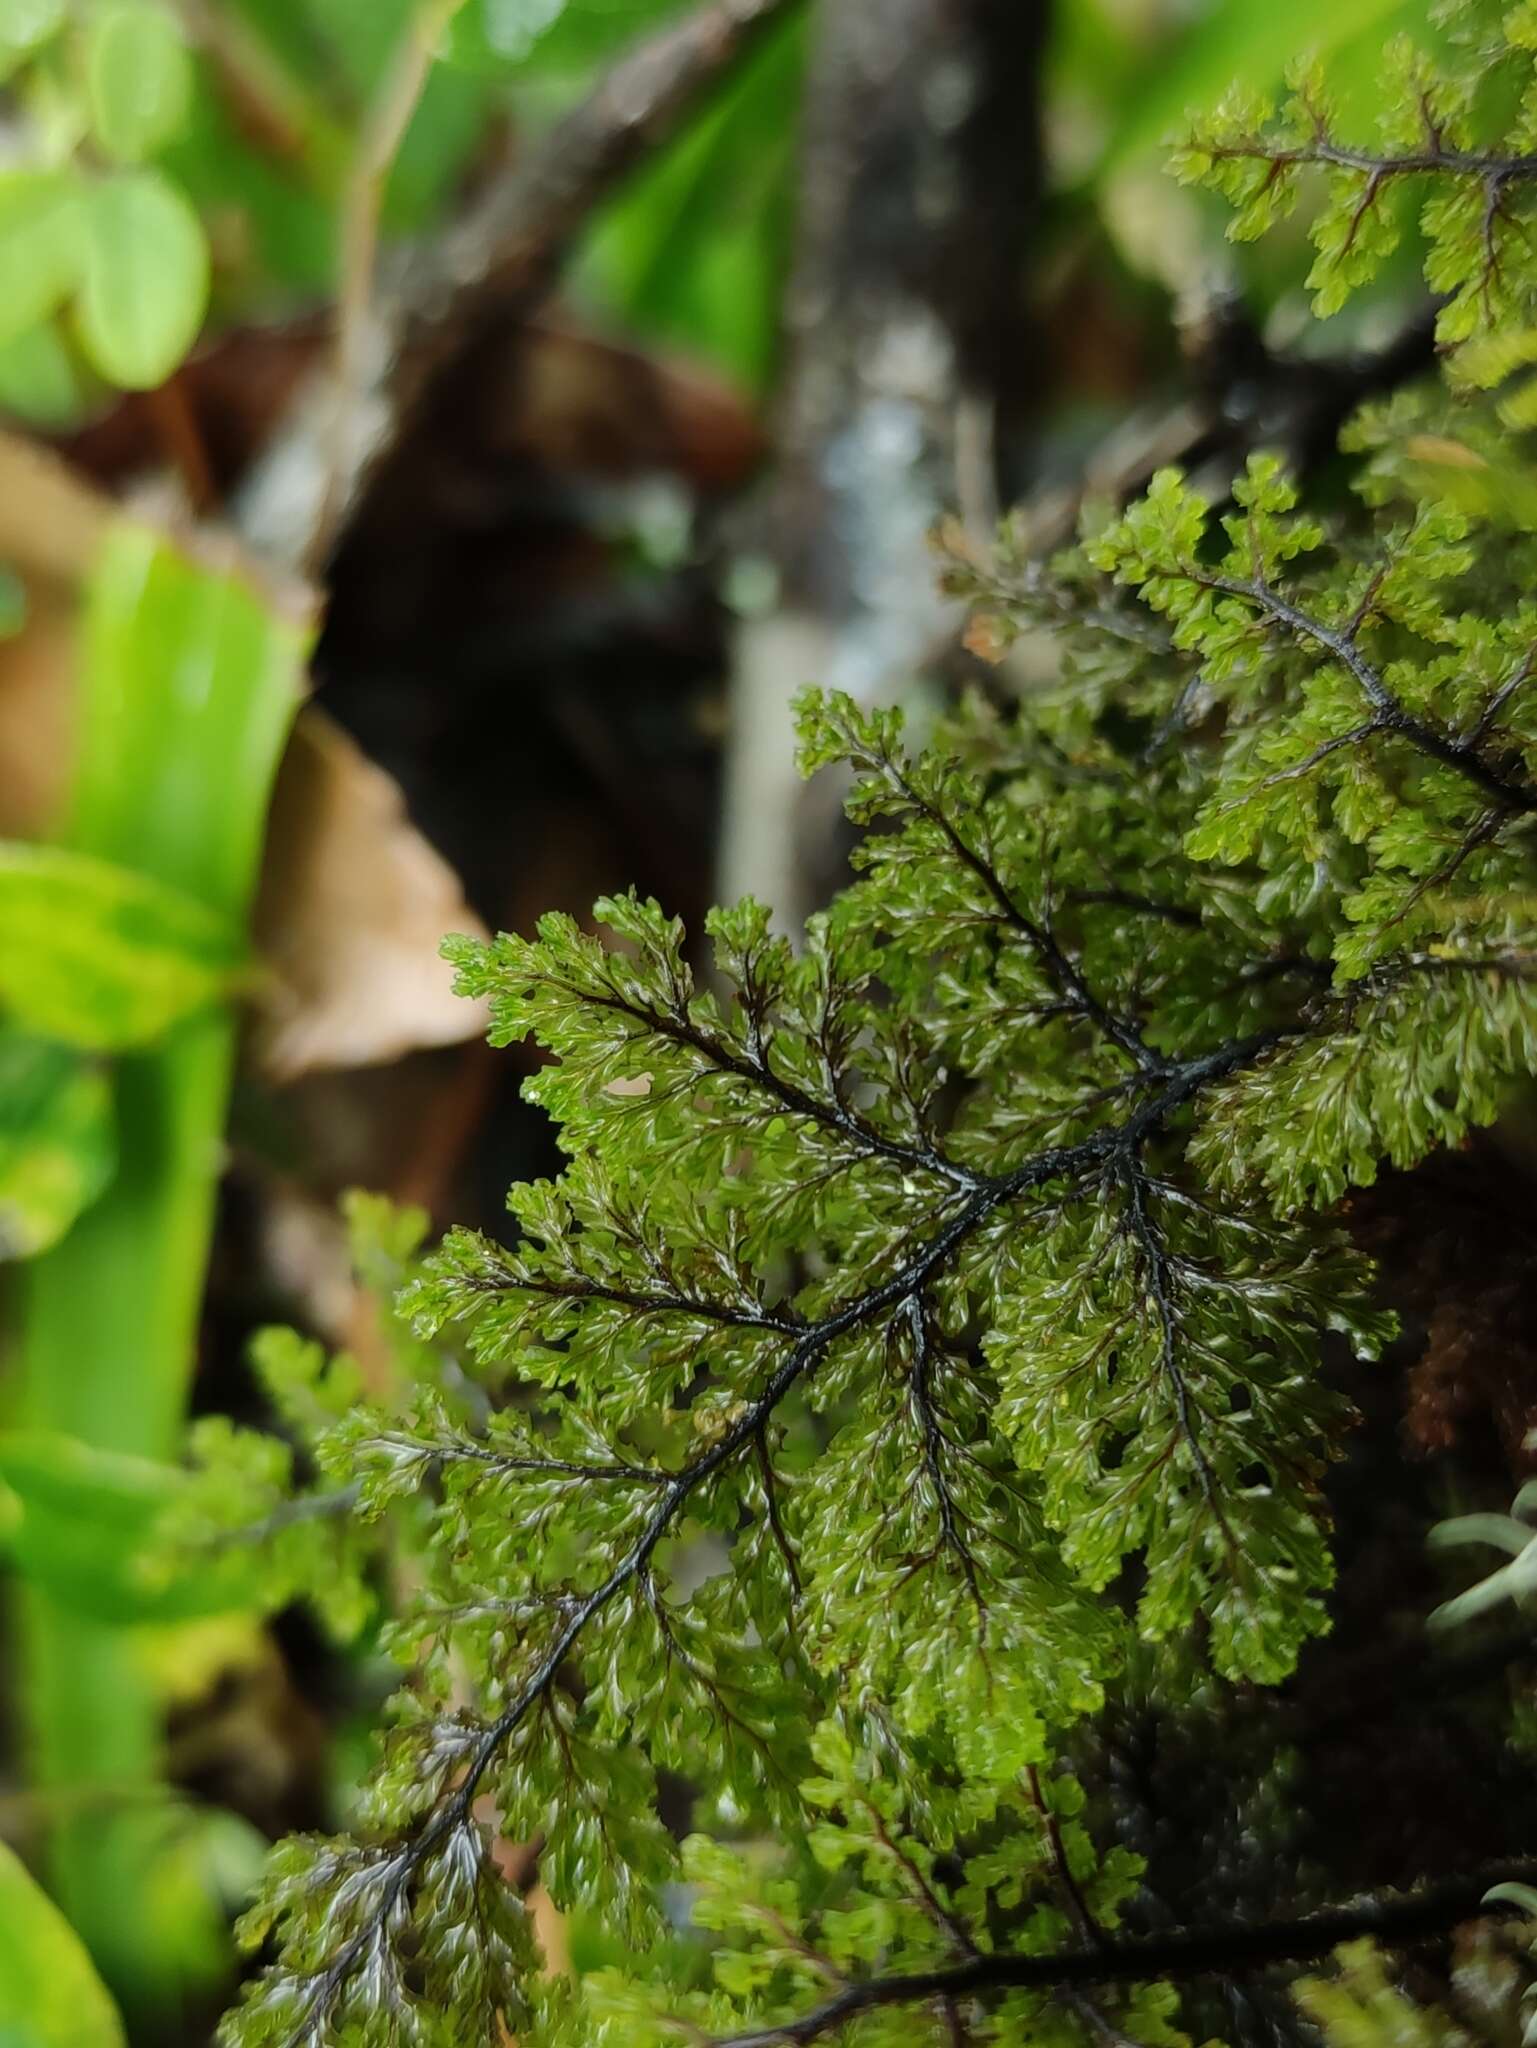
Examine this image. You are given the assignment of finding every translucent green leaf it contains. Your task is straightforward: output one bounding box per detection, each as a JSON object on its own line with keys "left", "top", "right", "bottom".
{"left": 0, "top": 842, "right": 246, "bottom": 1050}
{"left": 0, "top": 169, "right": 86, "bottom": 347}
{"left": 0, "top": 1838, "right": 126, "bottom": 2048}
{"left": 0, "top": 1032, "right": 115, "bottom": 1259}
{"left": 75, "top": 170, "right": 208, "bottom": 389}
{"left": 85, "top": 4, "right": 193, "bottom": 163}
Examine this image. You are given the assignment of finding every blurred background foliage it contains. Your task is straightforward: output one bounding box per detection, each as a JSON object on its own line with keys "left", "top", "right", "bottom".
{"left": 0, "top": 0, "right": 1514, "bottom": 2042}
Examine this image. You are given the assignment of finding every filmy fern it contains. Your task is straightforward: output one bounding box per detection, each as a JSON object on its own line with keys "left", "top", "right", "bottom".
{"left": 198, "top": 5, "right": 1537, "bottom": 2045}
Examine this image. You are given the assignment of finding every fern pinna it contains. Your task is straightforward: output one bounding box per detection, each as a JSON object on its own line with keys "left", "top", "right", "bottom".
{"left": 193, "top": 4, "right": 1537, "bottom": 2043}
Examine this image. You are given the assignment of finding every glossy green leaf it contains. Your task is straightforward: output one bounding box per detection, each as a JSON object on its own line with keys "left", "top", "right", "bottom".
{"left": 0, "top": 842, "right": 245, "bottom": 1050}
{"left": 85, "top": 5, "right": 194, "bottom": 164}
{"left": 75, "top": 171, "right": 208, "bottom": 390}
{"left": 0, "top": 1838, "right": 127, "bottom": 2048}
{"left": 0, "top": 170, "right": 85, "bottom": 347}
{"left": 0, "top": 1033, "right": 115, "bottom": 1259}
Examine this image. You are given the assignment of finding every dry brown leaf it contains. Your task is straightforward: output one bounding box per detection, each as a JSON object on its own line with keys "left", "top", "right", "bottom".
{"left": 962, "top": 610, "right": 1015, "bottom": 666}
{"left": 251, "top": 706, "right": 488, "bottom": 1081}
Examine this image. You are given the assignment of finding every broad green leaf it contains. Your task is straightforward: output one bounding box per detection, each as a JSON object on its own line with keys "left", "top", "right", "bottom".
{"left": 0, "top": 170, "right": 85, "bottom": 347}
{"left": 0, "top": 322, "right": 92, "bottom": 427}
{"left": 574, "top": 5, "right": 805, "bottom": 391}
{"left": 75, "top": 170, "right": 208, "bottom": 389}
{"left": 73, "top": 526, "right": 308, "bottom": 912}
{"left": 0, "top": 1431, "right": 260, "bottom": 1623}
{"left": 0, "top": 1032, "right": 115, "bottom": 1259}
{"left": 85, "top": 4, "right": 194, "bottom": 164}
{"left": 0, "top": 842, "right": 245, "bottom": 1050}
{"left": 0, "top": 1838, "right": 126, "bottom": 2048}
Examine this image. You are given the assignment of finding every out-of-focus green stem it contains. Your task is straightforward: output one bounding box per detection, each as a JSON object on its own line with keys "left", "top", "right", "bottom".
{"left": 15, "top": 527, "right": 305, "bottom": 2018}
{"left": 19, "top": 1023, "right": 233, "bottom": 2005}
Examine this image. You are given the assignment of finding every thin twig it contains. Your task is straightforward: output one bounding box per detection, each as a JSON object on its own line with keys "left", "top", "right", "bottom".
{"left": 305, "top": 0, "right": 464, "bottom": 576}
{"left": 1193, "top": 570, "right": 1537, "bottom": 814}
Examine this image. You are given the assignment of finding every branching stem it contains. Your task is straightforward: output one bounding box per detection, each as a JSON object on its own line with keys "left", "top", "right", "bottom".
{"left": 1196, "top": 571, "right": 1537, "bottom": 813}
{"left": 709, "top": 1859, "right": 1537, "bottom": 2047}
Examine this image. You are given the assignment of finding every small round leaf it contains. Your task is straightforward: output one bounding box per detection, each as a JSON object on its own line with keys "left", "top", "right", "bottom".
{"left": 85, "top": 3, "right": 192, "bottom": 163}
{"left": 0, "top": 169, "right": 85, "bottom": 346}
{"left": 76, "top": 170, "right": 208, "bottom": 390}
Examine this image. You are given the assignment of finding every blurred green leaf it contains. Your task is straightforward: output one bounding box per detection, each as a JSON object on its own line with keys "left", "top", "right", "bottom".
{"left": 0, "top": 322, "right": 94, "bottom": 427}
{"left": 0, "top": 1431, "right": 260, "bottom": 1623}
{"left": 0, "top": 1838, "right": 127, "bottom": 2048}
{"left": 0, "top": 170, "right": 85, "bottom": 347}
{"left": 443, "top": 0, "right": 685, "bottom": 75}
{"left": 73, "top": 526, "right": 307, "bottom": 911}
{"left": 1100, "top": 0, "right": 1408, "bottom": 174}
{"left": 85, "top": 5, "right": 193, "bottom": 164}
{"left": 15, "top": 528, "right": 304, "bottom": 2006}
{"left": 162, "top": 73, "right": 338, "bottom": 298}
{"left": 0, "top": 0, "right": 64, "bottom": 79}
{"left": 76, "top": 171, "right": 208, "bottom": 390}
{"left": 0, "top": 1033, "right": 115, "bottom": 1260}
{"left": 0, "top": 843, "right": 245, "bottom": 1051}
{"left": 575, "top": 5, "right": 805, "bottom": 392}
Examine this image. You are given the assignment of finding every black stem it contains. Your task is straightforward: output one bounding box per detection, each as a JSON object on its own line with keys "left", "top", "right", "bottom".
{"left": 711, "top": 1860, "right": 1537, "bottom": 2047}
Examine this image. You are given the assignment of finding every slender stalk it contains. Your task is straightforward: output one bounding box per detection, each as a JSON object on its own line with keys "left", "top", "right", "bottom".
{"left": 14, "top": 528, "right": 305, "bottom": 2014}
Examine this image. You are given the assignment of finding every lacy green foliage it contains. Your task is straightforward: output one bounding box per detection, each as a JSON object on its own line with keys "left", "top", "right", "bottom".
{"left": 157, "top": 1193, "right": 437, "bottom": 1642}
{"left": 211, "top": 669, "right": 1527, "bottom": 2047}
{"left": 577, "top": 1724, "right": 1182, "bottom": 2048}
{"left": 198, "top": 14, "right": 1537, "bottom": 2047}
{"left": 1172, "top": 1, "right": 1537, "bottom": 363}
{"left": 1294, "top": 1922, "right": 1537, "bottom": 2048}
{"left": 1295, "top": 1942, "right": 1470, "bottom": 2048}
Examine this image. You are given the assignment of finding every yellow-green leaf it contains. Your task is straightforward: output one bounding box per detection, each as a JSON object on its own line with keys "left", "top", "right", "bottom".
{"left": 75, "top": 170, "right": 207, "bottom": 389}
{"left": 0, "top": 321, "right": 90, "bottom": 426}
{"left": 85, "top": 4, "right": 192, "bottom": 164}
{"left": 0, "top": 169, "right": 85, "bottom": 347}
{"left": 0, "top": 0, "right": 64, "bottom": 78}
{"left": 0, "top": 842, "right": 246, "bottom": 1049}
{"left": 0, "top": 1837, "right": 126, "bottom": 2048}
{"left": 0, "top": 1031, "right": 115, "bottom": 1258}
